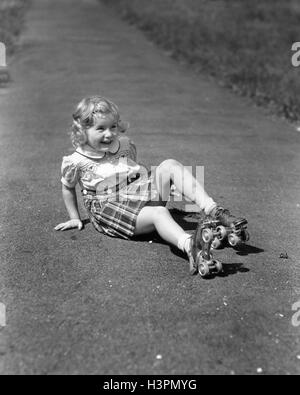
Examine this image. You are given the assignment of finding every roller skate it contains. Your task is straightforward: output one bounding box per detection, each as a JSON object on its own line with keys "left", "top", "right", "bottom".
{"left": 187, "top": 218, "right": 223, "bottom": 278}
{"left": 209, "top": 207, "right": 250, "bottom": 249}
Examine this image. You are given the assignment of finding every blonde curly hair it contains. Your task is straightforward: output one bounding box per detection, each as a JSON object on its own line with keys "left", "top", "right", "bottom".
{"left": 70, "top": 96, "right": 129, "bottom": 148}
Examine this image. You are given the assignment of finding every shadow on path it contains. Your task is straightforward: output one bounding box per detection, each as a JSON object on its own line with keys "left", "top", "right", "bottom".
{"left": 234, "top": 244, "right": 264, "bottom": 256}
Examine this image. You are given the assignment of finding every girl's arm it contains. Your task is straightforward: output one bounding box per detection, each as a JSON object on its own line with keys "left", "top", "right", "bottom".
{"left": 54, "top": 184, "right": 83, "bottom": 231}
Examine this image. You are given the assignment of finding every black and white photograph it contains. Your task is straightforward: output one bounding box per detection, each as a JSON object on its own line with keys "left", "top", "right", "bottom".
{"left": 0, "top": 0, "right": 299, "bottom": 378}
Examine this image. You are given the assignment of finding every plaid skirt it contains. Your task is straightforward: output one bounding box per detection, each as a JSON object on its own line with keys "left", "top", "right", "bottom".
{"left": 82, "top": 170, "right": 164, "bottom": 239}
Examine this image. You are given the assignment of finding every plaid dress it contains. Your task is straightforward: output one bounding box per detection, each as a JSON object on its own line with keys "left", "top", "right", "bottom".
{"left": 61, "top": 137, "right": 162, "bottom": 240}
{"left": 82, "top": 170, "right": 161, "bottom": 239}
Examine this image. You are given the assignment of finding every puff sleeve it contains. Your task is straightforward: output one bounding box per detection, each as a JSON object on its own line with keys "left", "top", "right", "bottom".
{"left": 129, "top": 140, "right": 137, "bottom": 162}
{"left": 61, "top": 156, "right": 79, "bottom": 188}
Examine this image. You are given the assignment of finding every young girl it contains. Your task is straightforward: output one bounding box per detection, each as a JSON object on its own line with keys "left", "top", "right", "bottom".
{"left": 55, "top": 96, "right": 246, "bottom": 275}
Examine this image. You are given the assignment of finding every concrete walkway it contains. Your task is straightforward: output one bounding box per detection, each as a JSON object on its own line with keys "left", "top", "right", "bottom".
{"left": 0, "top": 0, "right": 299, "bottom": 374}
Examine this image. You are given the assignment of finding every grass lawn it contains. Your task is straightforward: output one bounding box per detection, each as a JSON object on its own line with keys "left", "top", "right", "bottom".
{"left": 101, "top": 0, "right": 300, "bottom": 122}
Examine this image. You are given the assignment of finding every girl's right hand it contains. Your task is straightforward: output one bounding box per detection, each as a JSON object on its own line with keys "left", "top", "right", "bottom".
{"left": 54, "top": 219, "right": 83, "bottom": 231}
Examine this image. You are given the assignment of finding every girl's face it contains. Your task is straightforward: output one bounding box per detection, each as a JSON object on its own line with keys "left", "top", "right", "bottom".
{"left": 85, "top": 114, "right": 119, "bottom": 152}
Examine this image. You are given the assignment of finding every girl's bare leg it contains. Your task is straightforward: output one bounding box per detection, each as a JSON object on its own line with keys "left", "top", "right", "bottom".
{"left": 134, "top": 206, "right": 189, "bottom": 247}
{"left": 155, "top": 159, "right": 216, "bottom": 214}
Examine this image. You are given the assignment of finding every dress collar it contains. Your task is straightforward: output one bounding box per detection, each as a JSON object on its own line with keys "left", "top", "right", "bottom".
{"left": 76, "top": 139, "right": 120, "bottom": 159}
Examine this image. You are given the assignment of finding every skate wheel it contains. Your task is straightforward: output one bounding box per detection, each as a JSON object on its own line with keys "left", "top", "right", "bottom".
{"left": 228, "top": 233, "right": 241, "bottom": 247}
{"left": 214, "top": 260, "right": 223, "bottom": 274}
{"left": 202, "top": 228, "right": 213, "bottom": 243}
{"left": 198, "top": 261, "right": 210, "bottom": 278}
{"left": 216, "top": 225, "right": 227, "bottom": 240}
{"left": 212, "top": 238, "right": 222, "bottom": 250}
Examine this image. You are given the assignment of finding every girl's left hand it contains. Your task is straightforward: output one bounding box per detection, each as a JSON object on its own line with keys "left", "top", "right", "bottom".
{"left": 54, "top": 219, "right": 83, "bottom": 231}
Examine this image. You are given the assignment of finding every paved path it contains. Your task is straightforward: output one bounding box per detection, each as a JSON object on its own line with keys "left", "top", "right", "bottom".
{"left": 0, "top": 0, "right": 299, "bottom": 375}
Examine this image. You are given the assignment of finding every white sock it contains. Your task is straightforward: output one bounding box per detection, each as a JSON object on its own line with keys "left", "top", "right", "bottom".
{"left": 177, "top": 233, "right": 192, "bottom": 253}
{"left": 204, "top": 200, "right": 217, "bottom": 215}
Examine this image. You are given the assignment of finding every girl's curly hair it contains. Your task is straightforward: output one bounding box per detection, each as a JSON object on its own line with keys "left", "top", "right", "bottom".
{"left": 70, "top": 96, "right": 128, "bottom": 148}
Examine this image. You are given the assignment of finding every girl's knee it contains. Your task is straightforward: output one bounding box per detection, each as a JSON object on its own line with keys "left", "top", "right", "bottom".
{"left": 152, "top": 206, "right": 169, "bottom": 219}
{"left": 157, "top": 159, "right": 182, "bottom": 174}
{"left": 158, "top": 159, "right": 181, "bottom": 173}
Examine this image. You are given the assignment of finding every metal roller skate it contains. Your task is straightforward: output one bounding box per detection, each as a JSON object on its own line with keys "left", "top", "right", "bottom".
{"left": 192, "top": 219, "right": 223, "bottom": 278}
{"left": 209, "top": 207, "right": 250, "bottom": 249}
